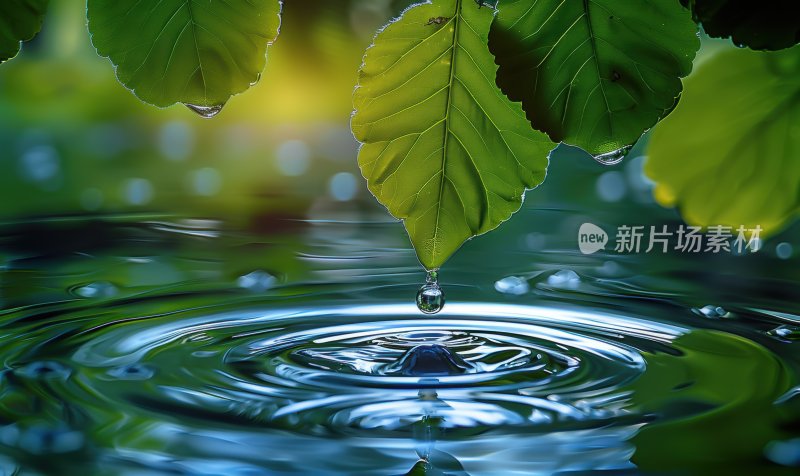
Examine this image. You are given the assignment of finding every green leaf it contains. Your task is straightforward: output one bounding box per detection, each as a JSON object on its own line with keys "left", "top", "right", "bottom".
{"left": 682, "top": 0, "right": 800, "bottom": 51}
{"left": 645, "top": 45, "right": 800, "bottom": 235}
{"left": 488, "top": 0, "right": 700, "bottom": 155}
{"left": 87, "top": 0, "right": 282, "bottom": 112}
{"left": 0, "top": 0, "right": 49, "bottom": 64}
{"left": 352, "top": 0, "right": 554, "bottom": 270}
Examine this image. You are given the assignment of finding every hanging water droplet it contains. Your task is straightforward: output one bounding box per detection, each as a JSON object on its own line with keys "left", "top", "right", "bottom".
{"left": 767, "top": 325, "right": 800, "bottom": 341}
{"left": 592, "top": 145, "right": 632, "bottom": 165}
{"left": 416, "top": 271, "right": 444, "bottom": 314}
{"left": 184, "top": 103, "right": 224, "bottom": 119}
{"left": 692, "top": 305, "right": 730, "bottom": 319}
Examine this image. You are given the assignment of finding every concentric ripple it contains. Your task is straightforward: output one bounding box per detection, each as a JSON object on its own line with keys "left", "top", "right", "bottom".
{"left": 2, "top": 297, "right": 795, "bottom": 474}
{"left": 60, "top": 303, "right": 681, "bottom": 436}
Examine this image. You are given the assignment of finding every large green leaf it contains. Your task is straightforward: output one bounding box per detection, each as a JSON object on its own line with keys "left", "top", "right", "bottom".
{"left": 645, "top": 46, "right": 800, "bottom": 235}
{"left": 87, "top": 0, "right": 282, "bottom": 113}
{"left": 0, "top": 0, "right": 49, "bottom": 64}
{"left": 682, "top": 0, "right": 800, "bottom": 51}
{"left": 352, "top": 0, "right": 554, "bottom": 270}
{"left": 488, "top": 0, "right": 700, "bottom": 155}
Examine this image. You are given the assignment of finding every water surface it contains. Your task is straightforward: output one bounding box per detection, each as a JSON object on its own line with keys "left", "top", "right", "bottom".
{"left": 1, "top": 215, "right": 799, "bottom": 475}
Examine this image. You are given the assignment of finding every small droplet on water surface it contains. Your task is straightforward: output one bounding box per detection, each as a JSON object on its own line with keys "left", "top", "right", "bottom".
{"left": 693, "top": 305, "right": 730, "bottom": 319}
{"left": 16, "top": 361, "right": 72, "bottom": 380}
{"left": 17, "top": 426, "right": 85, "bottom": 455}
{"left": 107, "top": 364, "right": 155, "bottom": 381}
{"left": 494, "top": 276, "right": 530, "bottom": 295}
{"left": 592, "top": 145, "right": 632, "bottom": 165}
{"left": 237, "top": 270, "right": 277, "bottom": 292}
{"left": 768, "top": 325, "right": 800, "bottom": 342}
{"left": 546, "top": 269, "right": 581, "bottom": 289}
{"left": 764, "top": 438, "right": 800, "bottom": 468}
{"left": 416, "top": 271, "right": 444, "bottom": 314}
{"left": 184, "top": 103, "right": 224, "bottom": 119}
{"left": 73, "top": 281, "right": 117, "bottom": 299}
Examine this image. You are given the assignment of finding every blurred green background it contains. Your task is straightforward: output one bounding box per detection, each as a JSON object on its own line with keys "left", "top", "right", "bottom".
{"left": 1, "top": 0, "right": 424, "bottom": 224}
{"left": 0, "top": 0, "right": 798, "bottom": 268}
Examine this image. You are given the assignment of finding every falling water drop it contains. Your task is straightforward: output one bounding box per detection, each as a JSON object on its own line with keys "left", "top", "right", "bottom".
{"left": 592, "top": 145, "right": 632, "bottom": 165}
{"left": 184, "top": 103, "right": 225, "bottom": 119}
{"left": 416, "top": 271, "right": 445, "bottom": 314}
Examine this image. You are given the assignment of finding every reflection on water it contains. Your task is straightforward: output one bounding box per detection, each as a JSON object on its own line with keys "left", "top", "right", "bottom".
{"left": 0, "top": 216, "right": 799, "bottom": 475}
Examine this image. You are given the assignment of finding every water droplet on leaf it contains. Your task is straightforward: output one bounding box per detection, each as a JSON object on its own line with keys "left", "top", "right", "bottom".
{"left": 184, "top": 103, "right": 224, "bottom": 119}
{"left": 417, "top": 271, "right": 444, "bottom": 314}
{"left": 592, "top": 145, "right": 632, "bottom": 165}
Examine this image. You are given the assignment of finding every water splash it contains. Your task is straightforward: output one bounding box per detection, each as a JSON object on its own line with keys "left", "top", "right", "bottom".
{"left": 413, "top": 414, "right": 443, "bottom": 462}
{"left": 417, "top": 271, "right": 445, "bottom": 314}
{"left": 386, "top": 344, "right": 474, "bottom": 376}
{"left": 184, "top": 103, "right": 224, "bottom": 119}
{"left": 592, "top": 145, "right": 632, "bottom": 165}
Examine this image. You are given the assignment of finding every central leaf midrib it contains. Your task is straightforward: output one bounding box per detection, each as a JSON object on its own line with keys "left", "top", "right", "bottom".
{"left": 581, "top": 0, "right": 612, "bottom": 136}
{"left": 432, "top": 0, "right": 463, "bottom": 266}
{"left": 185, "top": 0, "right": 208, "bottom": 102}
